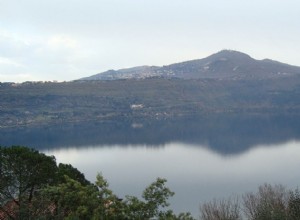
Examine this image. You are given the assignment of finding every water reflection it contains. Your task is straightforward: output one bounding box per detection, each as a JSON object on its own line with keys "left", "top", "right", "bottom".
{"left": 45, "top": 140, "right": 300, "bottom": 216}
{"left": 1, "top": 114, "right": 300, "bottom": 155}
{"left": 2, "top": 113, "right": 300, "bottom": 216}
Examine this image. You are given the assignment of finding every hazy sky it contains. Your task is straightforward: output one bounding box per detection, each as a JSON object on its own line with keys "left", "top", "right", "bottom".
{"left": 1, "top": 0, "right": 300, "bottom": 82}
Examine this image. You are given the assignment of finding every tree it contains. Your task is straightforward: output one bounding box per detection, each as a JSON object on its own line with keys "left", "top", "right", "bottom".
{"left": 243, "top": 184, "right": 289, "bottom": 220}
{"left": 143, "top": 177, "right": 175, "bottom": 217}
{"left": 288, "top": 188, "right": 300, "bottom": 220}
{"left": 200, "top": 197, "right": 241, "bottom": 220}
{"left": 92, "top": 173, "right": 125, "bottom": 220}
{"left": 124, "top": 178, "right": 176, "bottom": 219}
{"left": 158, "top": 210, "right": 195, "bottom": 220}
{"left": 0, "top": 146, "right": 193, "bottom": 219}
{"left": 0, "top": 146, "right": 58, "bottom": 219}
{"left": 57, "top": 163, "right": 91, "bottom": 186}
{"left": 40, "top": 175, "right": 99, "bottom": 220}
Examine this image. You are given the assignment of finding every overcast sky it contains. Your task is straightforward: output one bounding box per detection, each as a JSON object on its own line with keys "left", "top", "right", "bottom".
{"left": 1, "top": 0, "right": 300, "bottom": 82}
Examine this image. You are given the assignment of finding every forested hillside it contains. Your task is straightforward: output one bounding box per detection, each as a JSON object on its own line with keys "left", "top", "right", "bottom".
{"left": 1, "top": 76, "right": 300, "bottom": 128}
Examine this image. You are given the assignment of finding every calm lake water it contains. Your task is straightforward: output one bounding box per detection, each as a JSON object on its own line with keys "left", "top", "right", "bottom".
{"left": 44, "top": 140, "right": 300, "bottom": 216}
{"left": 1, "top": 114, "right": 300, "bottom": 217}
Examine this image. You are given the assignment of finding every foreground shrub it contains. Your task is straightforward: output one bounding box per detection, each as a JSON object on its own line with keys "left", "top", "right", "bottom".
{"left": 243, "top": 184, "right": 289, "bottom": 220}
{"left": 200, "top": 197, "right": 241, "bottom": 220}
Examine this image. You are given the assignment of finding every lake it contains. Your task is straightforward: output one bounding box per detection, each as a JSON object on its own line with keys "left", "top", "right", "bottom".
{"left": 44, "top": 140, "right": 300, "bottom": 217}
{"left": 1, "top": 113, "right": 300, "bottom": 217}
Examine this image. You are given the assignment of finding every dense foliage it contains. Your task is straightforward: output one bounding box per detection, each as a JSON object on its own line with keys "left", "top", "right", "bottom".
{"left": 0, "top": 146, "right": 57, "bottom": 219}
{"left": 0, "top": 146, "right": 193, "bottom": 220}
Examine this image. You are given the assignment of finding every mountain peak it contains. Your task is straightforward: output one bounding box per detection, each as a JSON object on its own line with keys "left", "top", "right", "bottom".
{"left": 208, "top": 50, "right": 253, "bottom": 61}
{"left": 78, "top": 50, "right": 300, "bottom": 81}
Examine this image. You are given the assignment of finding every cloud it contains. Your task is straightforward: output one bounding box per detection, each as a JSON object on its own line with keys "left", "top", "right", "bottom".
{"left": 0, "top": 73, "right": 35, "bottom": 82}
{"left": 47, "top": 35, "right": 78, "bottom": 50}
{"left": 0, "top": 29, "right": 87, "bottom": 82}
{"left": 0, "top": 57, "right": 24, "bottom": 68}
{"left": 0, "top": 30, "right": 32, "bottom": 58}
{"left": 0, "top": 0, "right": 300, "bottom": 82}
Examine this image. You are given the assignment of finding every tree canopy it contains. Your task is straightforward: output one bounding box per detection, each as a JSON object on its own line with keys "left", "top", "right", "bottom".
{"left": 2, "top": 145, "right": 300, "bottom": 220}
{"left": 0, "top": 146, "right": 57, "bottom": 219}
{"left": 0, "top": 146, "right": 193, "bottom": 220}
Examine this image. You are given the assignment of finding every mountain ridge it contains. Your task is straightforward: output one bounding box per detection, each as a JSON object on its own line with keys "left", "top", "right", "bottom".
{"left": 79, "top": 50, "right": 300, "bottom": 81}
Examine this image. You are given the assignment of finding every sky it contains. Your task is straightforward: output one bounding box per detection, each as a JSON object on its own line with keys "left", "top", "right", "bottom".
{"left": 0, "top": 0, "right": 300, "bottom": 82}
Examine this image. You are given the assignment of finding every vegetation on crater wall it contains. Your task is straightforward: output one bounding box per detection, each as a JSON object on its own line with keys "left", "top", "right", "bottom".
{"left": 1, "top": 77, "right": 300, "bottom": 128}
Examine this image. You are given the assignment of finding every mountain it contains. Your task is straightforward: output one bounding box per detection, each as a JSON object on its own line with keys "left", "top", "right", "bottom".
{"left": 80, "top": 66, "right": 160, "bottom": 80}
{"left": 1, "top": 50, "right": 300, "bottom": 131}
{"left": 79, "top": 50, "right": 300, "bottom": 80}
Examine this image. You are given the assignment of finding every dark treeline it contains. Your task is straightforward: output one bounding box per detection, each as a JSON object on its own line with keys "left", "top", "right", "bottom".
{"left": 1, "top": 77, "right": 300, "bottom": 129}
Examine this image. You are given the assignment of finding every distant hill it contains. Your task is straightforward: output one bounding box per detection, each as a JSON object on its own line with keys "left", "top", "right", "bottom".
{"left": 1, "top": 50, "right": 300, "bottom": 130}
{"left": 79, "top": 50, "right": 300, "bottom": 80}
